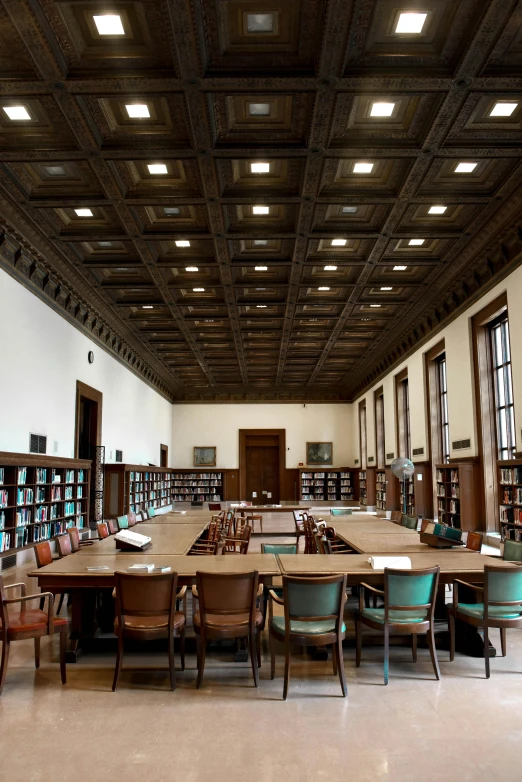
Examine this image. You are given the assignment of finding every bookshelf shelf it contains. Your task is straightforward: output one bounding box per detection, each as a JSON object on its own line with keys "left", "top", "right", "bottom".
{"left": 497, "top": 459, "right": 522, "bottom": 540}
{"left": 104, "top": 464, "right": 173, "bottom": 518}
{"left": 171, "top": 470, "right": 223, "bottom": 503}
{"left": 376, "top": 470, "right": 386, "bottom": 511}
{"left": 358, "top": 468, "right": 376, "bottom": 508}
{"left": 0, "top": 452, "right": 91, "bottom": 555}
{"left": 299, "top": 469, "right": 356, "bottom": 502}
{"left": 435, "top": 462, "right": 479, "bottom": 531}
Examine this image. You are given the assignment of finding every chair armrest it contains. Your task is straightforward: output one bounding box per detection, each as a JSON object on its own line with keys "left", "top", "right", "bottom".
{"left": 268, "top": 589, "right": 284, "bottom": 605}
{"left": 4, "top": 591, "right": 54, "bottom": 606}
{"left": 78, "top": 540, "right": 95, "bottom": 547}
{"left": 453, "top": 579, "right": 483, "bottom": 592}
{"left": 360, "top": 582, "right": 385, "bottom": 596}
{"left": 3, "top": 582, "right": 26, "bottom": 596}
{"left": 257, "top": 584, "right": 263, "bottom": 597}
{"left": 191, "top": 585, "right": 198, "bottom": 600}
{"left": 176, "top": 586, "right": 187, "bottom": 600}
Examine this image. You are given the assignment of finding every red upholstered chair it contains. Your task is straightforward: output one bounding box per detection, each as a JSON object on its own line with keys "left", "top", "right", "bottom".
{"left": 56, "top": 534, "right": 72, "bottom": 557}
{"left": 128, "top": 512, "right": 137, "bottom": 527}
{"left": 96, "top": 522, "right": 110, "bottom": 539}
{"left": 68, "top": 527, "right": 95, "bottom": 552}
{"left": 34, "top": 541, "right": 67, "bottom": 614}
{"left": 107, "top": 519, "right": 119, "bottom": 535}
{"left": 0, "top": 576, "right": 67, "bottom": 695}
{"left": 466, "top": 531, "right": 483, "bottom": 552}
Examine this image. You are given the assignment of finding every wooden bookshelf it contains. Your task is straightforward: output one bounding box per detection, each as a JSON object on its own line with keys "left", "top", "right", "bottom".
{"left": 358, "top": 468, "right": 376, "bottom": 508}
{"left": 171, "top": 470, "right": 223, "bottom": 503}
{"left": 0, "top": 452, "right": 91, "bottom": 555}
{"left": 104, "top": 464, "right": 173, "bottom": 518}
{"left": 435, "top": 462, "right": 480, "bottom": 531}
{"left": 376, "top": 470, "right": 386, "bottom": 510}
{"left": 498, "top": 459, "right": 522, "bottom": 539}
{"left": 399, "top": 473, "right": 415, "bottom": 517}
{"left": 299, "top": 469, "right": 356, "bottom": 501}
{"left": 376, "top": 468, "right": 400, "bottom": 512}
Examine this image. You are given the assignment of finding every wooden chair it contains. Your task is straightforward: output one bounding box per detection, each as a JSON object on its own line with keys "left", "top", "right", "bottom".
{"left": 56, "top": 534, "right": 72, "bottom": 558}
{"left": 402, "top": 515, "right": 418, "bottom": 530}
{"left": 390, "top": 510, "right": 403, "bottom": 524}
{"left": 0, "top": 576, "right": 67, "bottom": 695}
{"left": 147, "top": 507, "right": 156, "bottom": 519}
{"left": 112, "top": 571, "right": 186, "bottom": 691}
{"left": 68, "top": 527, "right": 95, "bottom": 552}
{"left": 127, "top": 511, "right": 137, "bottom": 527}
{"left": 268, "top": 574, "right": 348, "bottom": 699}
{"left": 107, "top": 519, "right": 119, "bottom": 535}
{"left": 356, "top": 566, "right": 441, "bottom": 685}
{"left": 117, "top": 515, "right": 129, "bottom": 529}
{"left": 34, "top": 541, "right": 68, "bottom": 614}
{"left": 246, "top": 511, "right": 263, "bottom": 534}
{"left": 466, "top": 531, "right": 483, "bottom": 552}
{"left": 292, "top": 510, "right": 306, "bottom": 551}
{"left": 303, "top": 515, "right": 319, "bottom": 554}
{"left": 222, "top": 525, "right": 252, "bottom": 554}
{"left": 208, "top": 503, "right": 221, "bottom": 511}
{"left": 96, "top": 522, "right": 110, "bottom": 540}
{"left": 448, "top": 565, "right": 522, "bottom": 678}
{"left": 189, "top": 519, "right": 220, "bottom": 555}
{"left": 192, "top": 570, "right": 262, "bottom": 688}
{"left": 420, "top": 519, "right": 431, "bottom": 533}
{"left": 503, "top": 539, "right": 522, "bottom": 561}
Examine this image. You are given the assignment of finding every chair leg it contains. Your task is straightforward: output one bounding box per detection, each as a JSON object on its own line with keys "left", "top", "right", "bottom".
{"left": 449, "top": 614, "right": 455, "bottom": 661}
{"left": 270, "top": 630, "right": 276, "bottom": 680}
{"left": 335, "top": 638, "right": 347, "bottom": 697}
{"left": 59, "top": 627, "right": 67, "bottom": 684}
{"left": 249, "top": 632, "right": 259, "bottom": 687}
{"left": 0, "top": 639, "right": 10, "bottom": 695}
{"left": 355, "top": 620, "right": 362, "bottom": 667}
{"left": 484, "top": 626, "right": 491, "bottom": 679}
{"left": 283, "top": 640, "right": 291, "bottom": 700}
{"left": 196, "top": 636, "right": 206, "bottom": 689}
{"left": 34, "top": 637, "right": 41, "bottom": 669}
{"left": 501, "top": 627, "right": 507, "bottom": 657}
{"left": 57, "top": 593, "right": 65, "bottom": 615}
{"left": 180, "top": 623, "right": 186, "bottom": 672}
{"left": 332, "top": 644, "right": 338, "bottom": 675}
{"left": 112, "top": 634, "right": 124, "bottom": 692}
{"left": 168, "top": 632, "right": 176, "bottom": 691}
{"left": 412, "top": 633, "right": 417, "bottom": 663}
{"left": 427, "top": 626, "right": 440, "bottom": 681}
{"left": 256, "top": 628, "right": 261, "bottom": 669}
{"left": 383, "top": 625, "right": 389, "bottom": 685}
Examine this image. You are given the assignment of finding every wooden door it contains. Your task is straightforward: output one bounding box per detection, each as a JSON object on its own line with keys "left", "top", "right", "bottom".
{"left": 245, "top": 443, "right": 280, "bottom": 503}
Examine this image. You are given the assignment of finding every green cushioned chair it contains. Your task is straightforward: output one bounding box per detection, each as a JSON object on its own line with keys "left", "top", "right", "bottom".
{"left": 448, "top": 564, "right": 522, "bottom": 678}
{"left": 269, "top": 574, "right": 347, "bottom": 699}
{"left": 402, "top": 515, "right": 418, "bottom": 530}
{"left": 330, "top": 508, "right": 353, "bottom": 517}
{"left": 260, "top": 544, "right": 297, "bottom": 626}
{"left": 503, "top": 539, "right": 522, "bottom": 562}
{"left": 355, "top": 566, "right": 440, "bottom": 685}
{"left": 147, "top": 507, "right": 156, "bottom": 519}
{"left": 116, "top": 515, "right": 129, "bottom": 530}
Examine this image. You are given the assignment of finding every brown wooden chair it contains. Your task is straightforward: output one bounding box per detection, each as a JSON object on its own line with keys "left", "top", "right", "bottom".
{"left": 0, "top": 576, "right": 67, "bottom": 695}
{"left": 112, "top": 571, "right": 186, "bottom": 691}
{"left": 246, "top": 511, "right": 263, "bottom": 534}
{"left": 56, "top": 534, "right": 72, "bottom": 558}
{"left": 293, "top": 510, "right": 306, "bottom": 551}
{"left": 127, "top": 511, "right": 137, "bottom": 527}
{"left": 192, "top": 570, "right": 262, "bottom": 688}
{"left": 68, "top": 527, "right": 95, "bottom": 552}
{"left": 303, "top": 515, "right": 319, "bottom": 554}
{"left": 208, "top": 502, "right": 222, "bottom": 511}
{"left": 107, "top": 519, "right": 119, "bottom": 535}
{"left": 390, "top": 510, "right": 403, "bottom": 524}
{"left": 96, "top": 522, "right": 110, "bottom": 539}
{"left": 222, "top": 525, "right": 252, "bottom": 554}
{"left": 189, "top": 519, "right": 221, "bottom": 555}
{"left": 34, "top": 541, "right": 67, "bottom": 614}
{"left": 420, "top": 519, "right": 431, "bottom": 533}
{"left": 268, "top": 574, "right": 348, "bottom": 699}
{"left": 466, "top": 531, "right": 483, "bottom": 551}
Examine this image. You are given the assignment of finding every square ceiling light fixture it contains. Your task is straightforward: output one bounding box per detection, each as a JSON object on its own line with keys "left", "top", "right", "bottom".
{"left": 3, "top": 106, "right": 31, "bottom": 121}
{"left": 254, "top": 239, "right": 268, "bottom": 245}
{"left": 408, "top": 238, "right": 425, "bottom": 246}
{"left": 93, "top": 14, "right": 125, "bottom": 35}
{"left": 395, "top": 12, "right": 427, "bottom": 34}
{"left": 251, "top": 162, "right": 270, "bottom": 173}
{"left": 455, "top": 162, "right": 477, "bottom": 173}
{"left": 248, "top": 103, "right": 271, "bottom": 116}
{"left": 370, "top": 102, "right": 395, "bottom": 117}
{"left": 489, "top": 102, "right": 518, "bottom": 117}
{"left": 164, "top": 207, "right": 180, "bottom": 215}
{"left": 175, "top": 240, "right": 190, "bottom": 247}
{"left": 147, "top": 163, "right": 168, "bottom": 175}
{"left": 75, "top": 208, "right": 93, "bottom": 217}
{"left": 331, "top": 239, "right": 347, "bottom": 246}
{"left": 253, "top": 206, "right": 270, "bottom": 215}
{"left": 247, "top": 14, "right": 274, "bottom": 32}
{"left": 428, "top": 205, "right": 447, "bottom": 214}
{"left": 341, "top": 206, "right": 358, "bottom": 214}
{"left": 125, "top": 104, "right": 150, "bottom": 119}
{"left": 353, "top": 162, "right": 374, "bottom": 174}
{"left": 393, "top": 265, "right": 408, "bottom": 271}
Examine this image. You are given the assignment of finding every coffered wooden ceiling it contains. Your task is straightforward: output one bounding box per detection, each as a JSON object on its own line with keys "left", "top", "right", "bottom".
{"left": 1, "top": 0, "right": 522, "bottom": 401}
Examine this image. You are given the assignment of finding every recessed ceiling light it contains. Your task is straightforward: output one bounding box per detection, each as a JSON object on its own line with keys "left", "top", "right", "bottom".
{"left": 186, "top": 266, "right": 199, "bottom": 272}
{"left": 45, "top": 165, "right": 66, "bottom": 176}
{"left": 324, "top": 265, "right": 337, "bottom": 271}
{"left": 353, "top": 162, "right": 374, "bottom": 174}
{"left": 395, "top": 12, "right": 427, "bottom": 34}
{"left": 147, "top": 163, "right": 168, "bottom": 175}
{"left": 253, "top": 206, "right": 269, "bottom": 215}
{"left": 251, "top": 162, "right": 270, "bottom": 173}
{"left": 370, "top": 102, "right": 395, "bottom": 117}
{"left": 428, "top": 205, "right": 447, "bottom": 215}
{"left": 193, "top": 287, "right": 205, "bottom": 292}
{"left": 93, "top": 14, "right": 125, "bottom": 35}
{"left": 247, "top": 13, "right": 274, "bottom": 32}
{"left": 249, "top": 103, "right": 271, "bottom": 116}
{"left": 125, "top": 104, "right": 150, "bottom": 119}
{"left": 341, "top": 206, "right": 358, "bottom": 214}
{"left": 393, "top": 265, "right": 408, "bottom": 271}
{"left": 175, "top": 240, "right": 190, "bottom": 247}
{"left": 253, "top": 239, "right": 268, "bottom": 246}
{"left": 3, "top": 106, "right": 31, "bottom": 121}
{"left": 318, "top": 286, "right": 330, "bottom": 291}
{"left": 142, "top": 305, "right": 154, "bottom": 309}
{"left": 331, "top": 239, "right": 347, "bottom": 246}
{"left": 380, "top": 286, "right": 392, "bottom": 291}
{"left": 164, "top": 207, "right": 180, "bottom": 215}
{"left": 370, "top": 304, "right": 382, "bottom": 308}
{"left": 255, "top": 266, "right": 268, "bottom": 271}
{"left": 256, "top": 304, "right": 267, "bottom": 308}
{"left": 75, "top": 208, "right": 93, "bottom": 217}
{"left": 489, "top": 102, "right": 518, "bottom": 117}
{"left": 455, "top": 162, "right": 477, "bottom": 173}
{"left": 408, "top": 238, "right": 425, "bottom": 246}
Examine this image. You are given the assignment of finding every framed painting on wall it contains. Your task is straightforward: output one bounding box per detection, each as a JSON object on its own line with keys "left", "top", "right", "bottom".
{"left": 306, "top": 442, "right": 333, "bottom": 466}
{"left": 193, "top": 446, "right": 217, "bottom": 467}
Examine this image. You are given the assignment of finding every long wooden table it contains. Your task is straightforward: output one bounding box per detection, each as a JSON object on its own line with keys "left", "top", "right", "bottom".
{"left": 335, "top": 530, "right": 468, "bottom": 555}
{"left": 80, "top": 523, "right": 207, "bottom": 556}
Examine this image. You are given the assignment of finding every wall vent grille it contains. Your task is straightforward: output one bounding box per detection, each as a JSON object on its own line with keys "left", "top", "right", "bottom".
{"left": 29, "top": 434, "right": 47, "bottom": 454}
{"left": 386, "top": 452, "right": 395, "bottom": 460}
{"left": 412, "top": 447, "right": 424, "bottom": 456}
{"left": 115, "top": 450, "right": 123, "bottom": 463}
{"left": 1, "top": 554, "right": 16, "bottom": 571}
{"left": 452, "top": 439, "right": 471, "bottom": 450}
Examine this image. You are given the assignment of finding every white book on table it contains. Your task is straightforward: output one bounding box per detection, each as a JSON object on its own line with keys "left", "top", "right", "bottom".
{"left": 127, "top": 563, "right": 155, "bottom": 572}
{"left": 115, "top": 529, "right": 152, "bottom": 548}
{"left": 368, "top": 556, "right": 412, "bottom": 570}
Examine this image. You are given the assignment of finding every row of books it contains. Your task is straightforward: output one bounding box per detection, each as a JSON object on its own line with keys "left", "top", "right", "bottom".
{"left": 0, "top": 531, "right": 11, "bottom": 551}
{"left": 436, "top": 469, "right": 459, "bottom": 483}
{"left": 172, "top": 494, "right": 221, "bottom": 502}
{"left": 172, "top": 481, "right": 222, "bottom": 487}
{"left": 173, "top": 473, "right": 223, "bottom": 480}
{"left": 0, "top": 490, "right": 8, "bottom": 509}
{"left": 500, "top": 506, "right": 522, "bottom": 523}
{"left": 437, "top": 486, "right": 460, "bottom": 498}
{"left": 129, "top": 472, "right": 176, "bottom": 481}
{"left": 0, "top": 511, "right": 4, "bottom": 530}
{"left": 501, "top": 487, "right": 522, "bottom": 505}
{"left": 129, "top": 481, "right": 171, "bottom": 491}
{"left": 500, "top": 467, "right": 522, "bottom": 485}
{"left": 17, "top": 488, "right": 34, "bottom": 505}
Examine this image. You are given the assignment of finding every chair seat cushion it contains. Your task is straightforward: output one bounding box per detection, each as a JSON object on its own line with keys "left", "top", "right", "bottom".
{"left": 194, "top": 610, "right": 263, "bottom": 629}
{"left": 362, "top": 608, "right": 428, "bottom": 624}
{"left": 6, "top": 610, "right": 68, "bottom": 634}
{"left": 456, "top": 603, "right": 522, "bottom": 620}
{"left": 271, "top": 616, "right": 345, "bottom": 635}
{"left": 115, "top": 612, "right": 185, "bottom": 631}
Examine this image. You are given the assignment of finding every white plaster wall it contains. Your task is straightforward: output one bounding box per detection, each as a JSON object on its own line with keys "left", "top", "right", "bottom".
{"left": 0, "top": 269, "right": 173, "bottom": 464}
{"left": 171, "top": 403, "right": 354, "bottom": 468}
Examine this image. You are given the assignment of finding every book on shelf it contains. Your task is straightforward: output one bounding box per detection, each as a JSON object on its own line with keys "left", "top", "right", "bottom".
{"left": 0, "top": 531, "right": 10, "bottom": 552}
{"left": 51, "top": 469, "right": 61, "bottom": 484}
{"left": 0, "top": 490, "right": 8, "bottom": 509}
{"left": 17, "top": 487, "right": 34, "bottom": 505}
{"left": 17, "top": 467, "right": 27, "bottom": 485}
{"left": 65, "top": 469, "right": 75, "bottom": 483}
{"left": 36, "top": 468, "right": 47, "bottom": 484}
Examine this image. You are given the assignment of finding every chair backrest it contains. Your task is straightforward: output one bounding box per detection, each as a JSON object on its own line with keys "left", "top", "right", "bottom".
{"left": 34, "top": 540, "right": 53, "bottom": 568}
{"left": 503, "top": 539, "right": 522, "bottom": 562}
{"left": 466, "top": 531, "right": 483, "bottom": 552}
{"left": 56, "top": 534, "right": 72, "bottom": 557}
{"left": 128, "top": 511, "right": 137, "bottom": 527}
{"left": 196, "top": 570, "right": 259, "bottom": 624}
{"left": 67, "top": 527, "right": 81, "bottom": 552}
{"left": 283, "top": 574, "right": 346, "bottom": 631}
{"left": 384, "top": 566, "right": 440, "bottom": 622}
{"left": 390, "top": 510, "right": 403, "bottom": 524}
{"left": 97, "top": 522, "right": 109, "bottom": 539}
{"left": 261, "top": 543, "right": 297, "bottom": 555}
{"left": 206, "top": 519, "right": 220, "bottom": 543}
{"left": 484, "top": 565, "right": 522, "bottom": 607}
{"left": 420, "top": 519, "right": 431, "bottom": 533}
{"left": 147, "top": 507, "right": 156, "bottom": 519}
{"left": 402, "top": 515, "right": 417, "bottom": 530}
{"left": 107, "top": 518, "right": 119, "bottom": 535}
{"left": 114, "top": 571, "right": 178, "bottom": 629}
{"left": 117, "top": 515, "right": 129, "bottom": 529}
{"left": 208, "top": 502, "right": 221, "bottom": 511}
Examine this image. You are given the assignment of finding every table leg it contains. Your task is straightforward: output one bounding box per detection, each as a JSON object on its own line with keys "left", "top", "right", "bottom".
{"left": 66, "top": 590, "right": 97, "bottom": 663}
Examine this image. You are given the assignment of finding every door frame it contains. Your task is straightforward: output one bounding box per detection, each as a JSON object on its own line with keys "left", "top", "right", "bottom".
{"left": 75, "top": 380, "right": 103, "bottom": 458}
{"left": 160, "top": 443, "right": 169, "bottom": 467}
{"left": 239, "top": 429, "right": 286, "bottom": 501}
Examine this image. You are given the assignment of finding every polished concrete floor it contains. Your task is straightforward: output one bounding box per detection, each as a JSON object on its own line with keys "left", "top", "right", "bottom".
{"left": 1, "top": 520, "right": 520, "bottom": 782}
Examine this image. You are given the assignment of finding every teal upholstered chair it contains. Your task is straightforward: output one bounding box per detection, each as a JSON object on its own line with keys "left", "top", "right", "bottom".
{"left": 330, "top": 508, "right": 353, "bottom": 517}
{"left": 147, "top": 507, "right": 156, "bottom": 519}
{"left": 356, "top": 566, "right": 440, "bottom": 685}
{"left": 269, "top": 574, "right": 347, "bottom": 699}
{"left": 116, "top": 515, "right": 129, "bottom": 530}
{"left": 261, "top": 543, "right": 297, "bottom": 556}
{"left": 503, "top": 539, "right": 522, "bottom": 562}
{"left": 448, "top": 564, "right": 522, "bottom": 678}
{"left": 402, "top": 515, "right": 417, "bottom": 530}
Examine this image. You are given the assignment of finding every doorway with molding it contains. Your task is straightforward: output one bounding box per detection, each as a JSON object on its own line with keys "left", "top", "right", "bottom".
{"left": 239, "top": 429, "right": 285, "bottom": 503}
{"left": 75, "top": 381, "right": 103, "bottom": 522}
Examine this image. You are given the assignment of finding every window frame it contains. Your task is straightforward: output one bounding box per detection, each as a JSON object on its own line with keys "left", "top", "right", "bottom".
{"left": 374, "top": 388, "right": 385, "bottom": 470}
{"left": 489, "top": 313, "right": 516, "bottom": 461}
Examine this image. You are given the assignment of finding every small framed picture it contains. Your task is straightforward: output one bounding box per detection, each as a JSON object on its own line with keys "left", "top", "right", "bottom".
{"left": 193, "top": 447, "right": 217, "bottom": 467}
{"left": 306, "top": 442, "right": 333, "bottom": 466}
